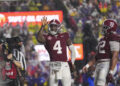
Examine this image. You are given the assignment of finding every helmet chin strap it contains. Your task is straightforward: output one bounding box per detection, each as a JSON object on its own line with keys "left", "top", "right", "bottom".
{"left": 50, "top": 31, "right": 57, "bottom": 35}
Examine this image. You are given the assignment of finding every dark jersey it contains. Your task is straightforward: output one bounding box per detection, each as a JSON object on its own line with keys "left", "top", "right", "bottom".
{"left": 95, "top": 33, "right": 120, "bottom": 60}
{"left": 43, "top": 32, "right": 69, "bottom": 61}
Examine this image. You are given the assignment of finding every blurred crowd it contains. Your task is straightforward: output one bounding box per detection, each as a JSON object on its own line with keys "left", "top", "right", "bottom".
{"left": 0, "top": 0, "right": 120, "bottom": 86}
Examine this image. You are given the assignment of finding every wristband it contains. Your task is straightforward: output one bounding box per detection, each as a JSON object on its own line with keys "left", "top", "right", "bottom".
{"left": 109, "top": 70, "right": 114, "bottom": 75}
{"left": 85, "top": 64, "right": 90, "bottom": 68}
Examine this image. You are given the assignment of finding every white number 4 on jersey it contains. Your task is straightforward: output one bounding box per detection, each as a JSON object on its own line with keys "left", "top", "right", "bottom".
{"left": 53, "top": 40, "right": 62, "bottom": 54}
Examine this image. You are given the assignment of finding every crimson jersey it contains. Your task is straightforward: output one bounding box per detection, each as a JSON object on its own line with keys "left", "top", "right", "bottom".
{"left": 5, "top": 62, "right": 17, "bottom": 79}
{"left": 43, "top": 32, "right": 69, "bottom": 61}
{"left": 95, "top": 33, "right": 120, "bottom": 60}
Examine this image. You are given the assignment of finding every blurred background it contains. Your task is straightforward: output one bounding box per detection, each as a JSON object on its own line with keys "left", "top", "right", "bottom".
{"left": 0, "top": 0, "right": 120, "bottom": 86}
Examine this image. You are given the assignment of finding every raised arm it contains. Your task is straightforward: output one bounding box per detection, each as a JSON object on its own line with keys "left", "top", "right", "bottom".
{"left": 37, "top": 17, "right": 48, "bottom": 43}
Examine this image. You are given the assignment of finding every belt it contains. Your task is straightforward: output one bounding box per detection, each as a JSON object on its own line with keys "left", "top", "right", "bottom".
{"left": 97, "top": 59, "right": 110, "bottom": 63}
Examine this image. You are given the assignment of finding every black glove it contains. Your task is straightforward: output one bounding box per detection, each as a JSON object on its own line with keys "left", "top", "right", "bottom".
{"left": 106, "top": 73, "right": 114, "bottom": 83}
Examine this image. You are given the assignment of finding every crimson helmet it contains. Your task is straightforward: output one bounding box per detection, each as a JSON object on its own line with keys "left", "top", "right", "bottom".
{"left": 103, "top": 19, "right": 117, "bottom": 34}
{"left": 48, "top": 19, "right": 61, "bottom": 35}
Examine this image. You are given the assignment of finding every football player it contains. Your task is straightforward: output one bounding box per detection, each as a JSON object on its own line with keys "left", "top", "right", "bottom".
{"left": 82, "top": 19, "right": 120, "bottom": 86}
{"left": 37, "top": 17, "right": 76, "bottom": 86}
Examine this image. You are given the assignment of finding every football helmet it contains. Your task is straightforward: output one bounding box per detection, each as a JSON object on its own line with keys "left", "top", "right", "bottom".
{"left": 48, "top": 19, "right": 61, "bottom": 35}
{"left": 102, "top": 19, "right": 117, "bottom": 34}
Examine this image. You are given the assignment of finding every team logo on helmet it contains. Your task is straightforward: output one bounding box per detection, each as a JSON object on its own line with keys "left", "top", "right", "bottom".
{"left": 102, "top": 19, "right": 117, "bottom": 34}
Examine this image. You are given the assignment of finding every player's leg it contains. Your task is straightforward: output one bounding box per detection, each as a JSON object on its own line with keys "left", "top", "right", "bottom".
{"left": 94, "top": 61, "right": 110, "bottom": 86}
{"left": 49, "top": 69, "right": 59, "bottom": 86}
{"left": 61, "top": 62, "right": 71, "bottom": 86}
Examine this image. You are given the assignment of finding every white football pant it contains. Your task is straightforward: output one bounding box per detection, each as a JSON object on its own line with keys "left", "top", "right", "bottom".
{"left": 94, "top": 60, "right": 110, "bottom": 86}
{"left": 49, "top": 61, "right": 71, "bottom": 86}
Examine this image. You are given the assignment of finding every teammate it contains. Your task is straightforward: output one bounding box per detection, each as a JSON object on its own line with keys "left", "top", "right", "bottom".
{"left": 37, "top": 17, "right": 76, "bottom": 86}
{"left": 82, "top": 19, "right": 120, "bottom": 86}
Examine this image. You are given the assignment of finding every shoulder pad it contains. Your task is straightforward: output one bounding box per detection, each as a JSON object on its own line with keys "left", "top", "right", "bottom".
{"left": 107, "top": 33, "right": 120, "bottom": 42}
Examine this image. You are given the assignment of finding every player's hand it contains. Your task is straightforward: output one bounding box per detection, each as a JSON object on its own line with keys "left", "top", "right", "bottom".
{"left": 71, "top": 64, "right": 76, "bottom": 72}
{"left": 106, "top": 73, "right": 114, "bottom": 83}
{"left": 73, "top": 70, "right": 77, "bottom": 77}
{"left": 41, "top": 16, "right": 48, "bottom": 26}
{"left": 7, "top": 53, "right": 13, "bottom": 60}
{"left": 70, "top": 63, "right": 77, "bottom": 78}
{"left": 68, "top": 61, "right": 76, "bottom": 72}
{"left": 82, "top": 66, "right": 88, "bottom": 73}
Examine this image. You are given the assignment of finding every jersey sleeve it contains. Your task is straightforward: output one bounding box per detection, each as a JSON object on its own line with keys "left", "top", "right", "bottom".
{"left": 109, "top": 41, "right": 120, "bottom": 51}
{"left": 109, "top": 34, "right": 120, "bottom": 51}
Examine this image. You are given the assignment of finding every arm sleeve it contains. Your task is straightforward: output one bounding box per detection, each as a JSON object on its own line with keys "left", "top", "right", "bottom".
{"left": 68, "top": 44, "right": 76, "bottom": 64}
{"left": 109, "top": 41, "right": 120, "bottom": 51}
